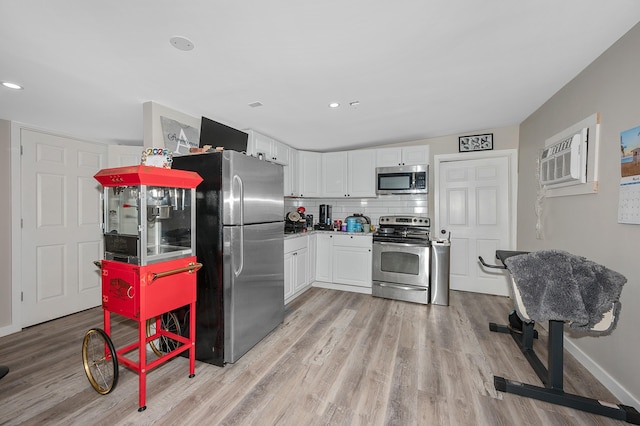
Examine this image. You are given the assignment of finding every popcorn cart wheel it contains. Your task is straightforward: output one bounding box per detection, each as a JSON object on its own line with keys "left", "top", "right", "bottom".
{"left": 82, "top": 328, "right": 119, "bottom": 395}
{"left": 146, "top": 312, "right": 182, "bottom": 356}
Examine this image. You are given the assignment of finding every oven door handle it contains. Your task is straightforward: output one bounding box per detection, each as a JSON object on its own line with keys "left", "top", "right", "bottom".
{"left": 373, "top": 241, "right": 429, "bottom": 248}
{"left": 377, "top": 282, "right": 427, "bottom": 292}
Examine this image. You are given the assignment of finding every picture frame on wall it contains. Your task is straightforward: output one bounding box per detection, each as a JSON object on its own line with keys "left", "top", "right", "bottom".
{"left": 459, "top": 133, "right": 493, "bottom": 152}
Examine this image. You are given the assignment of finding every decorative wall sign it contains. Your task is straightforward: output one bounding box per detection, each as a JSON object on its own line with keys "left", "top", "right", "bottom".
{"left": 160, "top": 116, "right": 200, "bottom": 154}
{"left": 458, "top": 133, "right": 493, "bottom": 152}
{"left": 141, "top": 147, "right": 173, "bottom": 168}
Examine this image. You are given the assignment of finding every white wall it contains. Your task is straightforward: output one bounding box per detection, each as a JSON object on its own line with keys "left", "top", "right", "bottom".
{"left": 0, "top": 120, "right": 11, "bottom": 329}
{"left": 517, "top": 22, "right": 640, "bottom": 405}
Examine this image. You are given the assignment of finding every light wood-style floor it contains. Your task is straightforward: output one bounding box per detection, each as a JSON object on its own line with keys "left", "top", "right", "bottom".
{"left": 0, "top": 287, "right": 628, "bottom": 425}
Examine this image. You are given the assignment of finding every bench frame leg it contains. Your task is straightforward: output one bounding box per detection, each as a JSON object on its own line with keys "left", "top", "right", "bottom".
{"left": 490, "top": 318, "right": 640, "bottom": 424}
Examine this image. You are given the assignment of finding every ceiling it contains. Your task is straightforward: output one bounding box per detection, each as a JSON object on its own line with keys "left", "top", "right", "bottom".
{"left": 1, "top": 1, "right": 640, "bottom": 152}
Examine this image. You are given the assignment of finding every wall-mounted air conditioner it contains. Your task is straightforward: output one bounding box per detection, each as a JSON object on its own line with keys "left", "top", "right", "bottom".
{"left": 539, "top": 128, "right": 588, "bottom": 189}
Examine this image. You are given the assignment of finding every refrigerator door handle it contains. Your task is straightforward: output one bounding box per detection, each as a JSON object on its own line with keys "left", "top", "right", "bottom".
{"left": 233, "top": 226, "right": 244, "bottom": 277}
{"left": 233, "top": 174, "right": 244, "bottom": 225}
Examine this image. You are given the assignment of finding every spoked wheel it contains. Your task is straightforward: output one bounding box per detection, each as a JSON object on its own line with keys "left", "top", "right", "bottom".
{"left": 146, "top": 312, "right": 182, "bottom": 357}
{"left": 82, "top": 328, "right": 119, "bottom": 395}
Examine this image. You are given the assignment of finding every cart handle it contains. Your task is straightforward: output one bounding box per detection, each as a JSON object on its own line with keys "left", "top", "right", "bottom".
{"left": 478, "top": 256, "right": 507, "bottom": 269}
{"left": 151, "top": 262, "right": 203, "bottom": 283}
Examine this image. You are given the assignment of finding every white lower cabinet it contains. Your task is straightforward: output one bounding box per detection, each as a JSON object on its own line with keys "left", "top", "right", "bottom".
{"left": 332, "top": 235, "right": 372, "bottom": 288}
{"left": 314, "top": 233, "right": 372, "bottom": 291}
{"left": 284, "top": 235, "right": 311, "bottom": 303}
{"left": 308, "top": 233, "right": 317, "bottom": 284}
{"left": 315, "top": 234, "right": 333, "bottom": 282}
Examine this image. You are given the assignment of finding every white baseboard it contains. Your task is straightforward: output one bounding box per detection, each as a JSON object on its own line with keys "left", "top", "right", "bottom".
{"left": 312, "top": 281, "right": 372, "bottom": 295}
{"left": 564, "top": 336, "right": 640, "bottom": 407}
{"left": 0, "top": 324, "right": 21, "bottom": 338}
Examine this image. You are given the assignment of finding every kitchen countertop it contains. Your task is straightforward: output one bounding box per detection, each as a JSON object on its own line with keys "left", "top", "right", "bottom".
{"left": 284, "top": 230, "right": 373, "bottom": 239}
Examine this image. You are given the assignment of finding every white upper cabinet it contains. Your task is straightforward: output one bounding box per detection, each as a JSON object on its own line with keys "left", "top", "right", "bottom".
{"left": 321, "top": 150, "right": 376, "bottom": 198}
{"left": 298, "top": 151, "right": 322, "bottom": 198}
{"left": 284, "top": 149, "right": 299, "bottom": 197}
{"left": 347, "top": 149, "right": 376, "bottom": 197}
{"left": 272, "top": 140, "right": 291, "bottom": 165}
{"left": 376, "top": 145, "right": 430, "bottom": 167}
{"left": 246, "top": 130, "right": 290, "bottom": 165}
{"left": 322, "top": 152, "right": 348, "bottom": 197}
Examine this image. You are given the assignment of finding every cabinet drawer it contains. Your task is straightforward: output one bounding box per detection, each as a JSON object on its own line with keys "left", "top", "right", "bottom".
{"left": 284, "top": 235, "right": 308, "bottom": 253}
{"left": 332, "top": 234, "right": 372, "bottom": 248}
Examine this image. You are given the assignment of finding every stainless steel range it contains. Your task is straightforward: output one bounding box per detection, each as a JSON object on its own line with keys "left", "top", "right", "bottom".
{"left": 372, "top": 215, "right": 450, "bottom": 305}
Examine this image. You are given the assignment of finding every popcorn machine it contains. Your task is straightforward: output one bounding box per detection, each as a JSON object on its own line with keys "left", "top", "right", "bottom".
{"left": 82, "top": 165, "right": 202, "bottom": 412}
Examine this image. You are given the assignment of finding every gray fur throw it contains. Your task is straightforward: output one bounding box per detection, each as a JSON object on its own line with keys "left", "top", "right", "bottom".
{"left": 504, "top": 250, "right": 626, "bottom": 334}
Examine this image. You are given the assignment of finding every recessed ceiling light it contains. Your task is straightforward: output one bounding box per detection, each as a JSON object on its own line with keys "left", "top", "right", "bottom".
{"left": 169, "top": 36, "right": 195, "bottom": 51}
{"left": 1, "top": 81, "right": 23, "bottom": 90}
{"left": 349, "top": 101, "right": 360, "bottom": 107}
{"left": 329, "top": 102, "right": 340, "bottom": 108}
{"left": 248, "top": 101, "right": 263, "bottom": 108}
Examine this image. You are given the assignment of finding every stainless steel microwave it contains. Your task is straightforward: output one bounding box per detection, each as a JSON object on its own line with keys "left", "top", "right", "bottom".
{"left": 376, "top": 165, "right": 428, "bottom": 195}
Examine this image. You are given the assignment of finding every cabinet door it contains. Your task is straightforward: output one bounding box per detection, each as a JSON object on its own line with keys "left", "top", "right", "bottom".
{"left": 402, "top": 145, "right": 430, "bottom": 166}
{"left": 332, "top": 245, "right": 372, "bottom": 288}
{"left": 284, "top": 251, "right": 294, "bottom": 300}
{"left": 322, "top": 152, "right": 348, "bottom": 197}
{"left": 315, "top": 234, "right": 333, "bottom": 282}
{"left": 298, "top": 151, "right": 322, "bottom": 197}
{"left": 376, "top": 147, "right": 403, "bottom": 167}
{"left": 284, "top": 150, "right": 299, "bottom": 197}
{"left": 272, "top": 140, "right": 290, "bottom": 165}
{"left": 347, "top": 150, "right": 376, "bottom": 197}
{"left": 308, "top": 234, "right": 317, "bottom": 284}
{"left": 249, "top": 131, "right": 273, "bottom": 158}
{"left": 293, "top": 248, "right": 309, "bottom": 292}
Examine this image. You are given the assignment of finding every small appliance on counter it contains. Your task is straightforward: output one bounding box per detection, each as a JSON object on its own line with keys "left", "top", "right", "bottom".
{"left": 285, "top": 211, "right": 306, "bottom": 234}
{"left": 315, "top": 204, "right": 333, "bottom": 230}
{"left": 344, "top": 213, "right": 371, "bottom": 233}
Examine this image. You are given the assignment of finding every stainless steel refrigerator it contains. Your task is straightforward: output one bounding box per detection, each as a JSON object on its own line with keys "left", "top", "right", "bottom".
{"left": 173, "top": 151, "right": 284, "bottom": 365}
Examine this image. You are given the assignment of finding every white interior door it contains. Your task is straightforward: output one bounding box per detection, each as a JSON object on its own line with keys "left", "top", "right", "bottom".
{"left": 108, "top": 144, "right": 143, "bottom": 167}
{"left": 436, "top": 153, "right": 515, "bottom": 296}
{"left": 21, "top": 129, "right": 106, "bottom": 327}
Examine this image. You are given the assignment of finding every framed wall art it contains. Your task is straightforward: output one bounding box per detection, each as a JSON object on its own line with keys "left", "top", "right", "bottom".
{"left": 459, "top": 133, "right": 493, "bottom": 152}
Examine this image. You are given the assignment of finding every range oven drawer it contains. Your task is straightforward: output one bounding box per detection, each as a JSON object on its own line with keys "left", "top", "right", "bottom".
{"left": 372, "top": 281, "right": 429, "bottom": 305}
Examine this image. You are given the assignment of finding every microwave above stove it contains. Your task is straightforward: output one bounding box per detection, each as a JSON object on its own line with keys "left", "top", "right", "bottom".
{"left": 376, "top": 165, "right": 428, "bottom": 195}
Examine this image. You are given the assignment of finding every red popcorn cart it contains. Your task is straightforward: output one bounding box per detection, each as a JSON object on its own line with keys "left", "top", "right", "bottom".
{"left": 82, "top": 165, "right": 202, "bottom": 412}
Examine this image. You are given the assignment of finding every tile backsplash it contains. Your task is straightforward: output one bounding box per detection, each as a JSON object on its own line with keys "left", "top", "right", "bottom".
{"left": 284, "top": 194, "right": 428, "bottom": 226}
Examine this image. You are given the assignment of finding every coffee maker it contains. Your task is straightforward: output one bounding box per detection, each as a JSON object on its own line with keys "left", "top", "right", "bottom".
{"left": 315, "top": 204, "right": 333, "bottom": 230}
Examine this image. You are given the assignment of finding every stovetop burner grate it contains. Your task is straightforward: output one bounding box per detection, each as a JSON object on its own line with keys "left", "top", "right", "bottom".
{"left": 374, "top": 215, "right": 431, "bottom": 244}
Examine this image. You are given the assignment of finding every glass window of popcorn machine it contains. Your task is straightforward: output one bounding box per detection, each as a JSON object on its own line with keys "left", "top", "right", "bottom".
{"left": 104, "top": 184, "right": 193, "bottom": 265}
